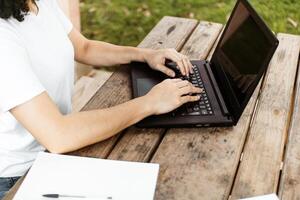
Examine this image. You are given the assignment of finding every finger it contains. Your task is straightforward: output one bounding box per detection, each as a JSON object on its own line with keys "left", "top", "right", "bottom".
{"left": 182, "top": 58, "right": 190, "bottom": 77}
{"left": 186, "top": 58, "right": 194, "bottom": 74}
{"left": 157, "top": 64, "right": 176, "bottom": 77}
{"left": 165, "top": 50, "right": 188, "bottom": 76}
{"left": 171, "top": 78, "right": 182, "bottom": 82}
{"left": 180, "top": 95, "right": 201, "bottom": 104}
{"left": 176, "top": 59, "right": 186, "bottom": 76}
{"left": 165, "top": 51, "right": 186, "bottom": 75}
{"left": 176, "top": 80, "right": 190, "bottom": 88}
{"left": 164, "top": 50, "right": 181, "bottom": 64}
{"left": 179, "top": 85, "right": 202, "bottom": 96}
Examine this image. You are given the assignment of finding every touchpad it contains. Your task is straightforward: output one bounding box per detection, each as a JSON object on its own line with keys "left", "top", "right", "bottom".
{"left": 137, "top": 78, "right": 161, "bottom": 96}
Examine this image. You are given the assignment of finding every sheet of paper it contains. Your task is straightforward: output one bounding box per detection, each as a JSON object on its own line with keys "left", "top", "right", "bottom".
{"left": 13, "top": 152, "right": 159, "bottom": 200}
{"left": 240, "top": 194, "right": 279, "bottom": 200}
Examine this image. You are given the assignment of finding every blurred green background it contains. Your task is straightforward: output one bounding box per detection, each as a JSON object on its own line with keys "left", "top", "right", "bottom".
{"left": 80, "top": 0, "right": 300, "bottom": 46}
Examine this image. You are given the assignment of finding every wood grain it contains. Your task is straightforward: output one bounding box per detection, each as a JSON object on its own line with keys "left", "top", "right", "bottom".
{"left": 180, "top": 21, "right": 223, "bottom": 60}
{"left": 152, "top": 67, "right": 261, "bottom": 198}
{"left": 231, "top": 34, "right": 300, "bottom": 199}
{"left": 152, "top": 88, "right": 258, "bottom": 200}
{"left": 107, "top": 21, "right": 222, "bottom": 164}
{"left": 72, "top": 76, "right": 102, "bottom": 112}
{"left": 279, "top": 63, "right": 300, "bottom": 200}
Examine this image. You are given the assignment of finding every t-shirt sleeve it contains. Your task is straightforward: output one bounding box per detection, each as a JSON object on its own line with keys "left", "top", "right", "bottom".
{"left": 0, "top": 33, "right": 45, "bottom": 112}
{"left": 51, "top": 0, "right": 73, "bottom": 34}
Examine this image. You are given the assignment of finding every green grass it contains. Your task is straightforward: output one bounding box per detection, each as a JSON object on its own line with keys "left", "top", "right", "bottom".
{"left": 80, "top": 0, "right": 300, "bottom": 46}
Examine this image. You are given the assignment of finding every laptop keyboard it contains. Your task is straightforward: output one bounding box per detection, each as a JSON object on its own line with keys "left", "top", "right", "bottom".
{"left": 175, "top": 65, "right": 214, "bottom": 116}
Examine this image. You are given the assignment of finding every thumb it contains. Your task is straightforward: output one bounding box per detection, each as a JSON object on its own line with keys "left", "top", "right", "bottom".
{"left": 157, "top": 64, "right": 176, "bottom": 77}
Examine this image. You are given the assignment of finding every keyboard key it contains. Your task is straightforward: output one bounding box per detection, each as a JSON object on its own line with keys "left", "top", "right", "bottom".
{"left": 201, "top": 110, "right": 208, "bottom": 115}
{"left": 172, "top": 64, "right": 214, "bottom": 116}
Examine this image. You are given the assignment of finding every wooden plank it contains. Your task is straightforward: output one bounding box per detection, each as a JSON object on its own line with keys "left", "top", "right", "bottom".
{"left": 181, "top": 21, "right": 223, "bottom": 60}
{"left": 72, "top": 76, "right": 102, "bottom": 112}
{"left": 231, "top": 34, "right": 300, "bottom": 199}
{"left": 70, "top": 16, "right": 198, "bottom": 158}
{"left": 278, "top": 62, "right": 300, "bottom": 200}
{"left": 107, "top": 21, "right": 223, "bottom": 163}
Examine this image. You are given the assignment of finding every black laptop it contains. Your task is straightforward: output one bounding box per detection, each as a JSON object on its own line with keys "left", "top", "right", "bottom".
{"left": 131, "top": 0, "right": 279, "bottom": 128}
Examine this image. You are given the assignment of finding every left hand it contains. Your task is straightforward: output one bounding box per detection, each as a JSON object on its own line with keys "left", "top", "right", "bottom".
{"left": 143, "top": 48, "right": 193, "bottom": 77}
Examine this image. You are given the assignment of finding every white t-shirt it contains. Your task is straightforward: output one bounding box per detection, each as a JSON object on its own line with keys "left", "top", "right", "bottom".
{"left": 0, "top": 0, "right": 74, "bottom": 177}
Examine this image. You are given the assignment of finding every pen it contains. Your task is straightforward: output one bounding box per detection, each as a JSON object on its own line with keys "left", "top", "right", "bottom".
{"left": 42, "top": 193, "right": 113, "bottom": 199}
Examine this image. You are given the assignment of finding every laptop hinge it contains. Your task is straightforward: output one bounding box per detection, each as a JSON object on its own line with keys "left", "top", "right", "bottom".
{"left": 204, "top": 61, "right": 231, "bottom": 117}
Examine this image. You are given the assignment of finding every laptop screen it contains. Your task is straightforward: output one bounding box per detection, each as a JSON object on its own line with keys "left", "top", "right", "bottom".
{"left": 213, "top": 1, "right": 275, "bottom": 105}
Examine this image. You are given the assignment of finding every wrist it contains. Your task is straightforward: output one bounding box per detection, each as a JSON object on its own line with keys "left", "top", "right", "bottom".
{"left": 138, "top": 48, "right": 154, "bottom": 63}
{"left": 139, "top": 95, "right": 156, "bottom": 116}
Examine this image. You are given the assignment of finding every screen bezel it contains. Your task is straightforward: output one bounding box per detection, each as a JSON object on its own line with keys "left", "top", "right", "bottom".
{"left": 210, "top": 0, "right": 279, "bottom": 123}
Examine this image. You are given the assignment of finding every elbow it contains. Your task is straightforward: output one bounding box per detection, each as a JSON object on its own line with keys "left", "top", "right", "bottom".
{"left": 45, "top": 140, "right": 70, "bottom": 154}
{"left": 46, "top": 145, "right": 69, "bottom": 154}
{"left": 41, "top": 121, "right": 73, "bottom": 154}
{"left": 76, "top": 39, "right": 91, "bottom": 63}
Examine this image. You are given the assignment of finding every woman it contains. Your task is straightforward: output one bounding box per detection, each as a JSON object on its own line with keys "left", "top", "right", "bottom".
{"left": 0, "top": 0, "right": 201, "bottom": 198}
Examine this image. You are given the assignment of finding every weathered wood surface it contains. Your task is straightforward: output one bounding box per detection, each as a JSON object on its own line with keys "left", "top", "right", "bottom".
{"left": 279, "top": 61, "right": 300, "bottom": 200}
{"left": 72, "top": 76, "right": 102, "bottom": 112}
{"left": 151, "top": 23, "right": 262, "bottom": 200}
{"left": 231, "top": 34, "right": 300, "bottom": 199}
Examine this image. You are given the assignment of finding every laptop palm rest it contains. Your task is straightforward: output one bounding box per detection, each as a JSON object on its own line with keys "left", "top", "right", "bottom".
{"left": 137, "top": 78, "right": 161, "bottom": 96}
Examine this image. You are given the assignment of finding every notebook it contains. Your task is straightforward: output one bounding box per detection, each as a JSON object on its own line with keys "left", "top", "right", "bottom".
{"left": 13, "top": 152, "right": 159, "bottom": 200}
{"left": 240, "top": 194, "right": 279, "bottom": 200}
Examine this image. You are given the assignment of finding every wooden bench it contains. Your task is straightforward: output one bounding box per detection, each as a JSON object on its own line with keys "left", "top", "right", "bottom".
{"left": 4, "top": 17, "right": 300, "bottom": 200}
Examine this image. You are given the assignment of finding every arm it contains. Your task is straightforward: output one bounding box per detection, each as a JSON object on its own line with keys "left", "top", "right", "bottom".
{"left": 11, "top": 79, "right": 201, "bottom": 154}
{"left": 69, "top": 28, "right": 193, "bottom": 77}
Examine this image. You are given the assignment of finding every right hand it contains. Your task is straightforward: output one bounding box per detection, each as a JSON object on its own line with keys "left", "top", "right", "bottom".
{"left": 144, "top": 79, "right": 203, "bottom": 115}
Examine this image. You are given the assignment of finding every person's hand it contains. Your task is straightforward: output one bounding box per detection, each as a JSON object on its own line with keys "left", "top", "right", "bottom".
{"left": 144, "top": 79, "right": 202, "bottom": 115}
{"left": 143, "top": 48, "right": 193, "bottom": 77}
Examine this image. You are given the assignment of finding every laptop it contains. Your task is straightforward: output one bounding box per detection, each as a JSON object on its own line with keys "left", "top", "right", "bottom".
{"left": 131, "top": 0, "right": 279, "bottom": 128}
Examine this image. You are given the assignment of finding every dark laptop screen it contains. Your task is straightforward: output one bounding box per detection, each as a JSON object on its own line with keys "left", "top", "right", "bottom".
{"left": 214, "top": 1, "right": 274, "bottom": 105}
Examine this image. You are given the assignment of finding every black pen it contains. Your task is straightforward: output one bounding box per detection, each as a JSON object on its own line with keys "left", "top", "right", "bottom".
{"left": 42, "top": 193, "right": 113, "bottom": 199}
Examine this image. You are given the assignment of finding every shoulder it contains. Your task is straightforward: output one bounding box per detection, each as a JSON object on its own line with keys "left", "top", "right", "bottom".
{"left": 0, "top": 23, "right": 25, "bottom": 56}
{"left": 0, "top": 22, "right": 21, "bottom": 44}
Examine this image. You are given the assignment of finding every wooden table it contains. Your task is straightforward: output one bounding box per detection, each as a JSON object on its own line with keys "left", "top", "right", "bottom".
{"left": 4, "top": 17, "right": 300, "bottom": 200}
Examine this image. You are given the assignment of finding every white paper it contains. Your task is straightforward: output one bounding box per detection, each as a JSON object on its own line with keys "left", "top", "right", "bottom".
{"left": 240, "top": 194, "right": 279, "bottom": 200}
{"left": 13, "top": 152, "right": 159, "bottom": 200}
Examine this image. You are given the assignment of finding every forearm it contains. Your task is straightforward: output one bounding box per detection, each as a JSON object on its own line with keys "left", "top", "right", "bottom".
{"left": 77, "top": 40, "right": 151, "bottom": 67}
{"left": 49, "top": 96, "right": 152, "bottom": 153}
